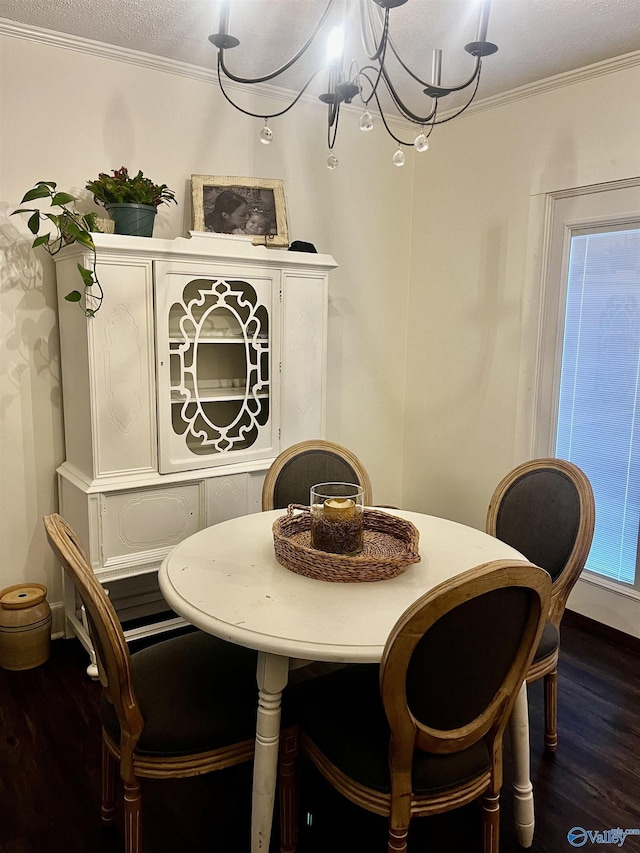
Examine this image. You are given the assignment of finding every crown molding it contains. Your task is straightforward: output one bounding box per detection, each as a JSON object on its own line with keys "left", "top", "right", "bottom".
{"left": 460, "top": 49, "right": 640, "bottom": 117}
{"left": 2, "top": 18, "right": 639, "bottom": 130}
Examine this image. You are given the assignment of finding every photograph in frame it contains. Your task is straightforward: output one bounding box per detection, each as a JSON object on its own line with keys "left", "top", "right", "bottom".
{"left": 191, "top": 175, "right": 289, "bottom": 246}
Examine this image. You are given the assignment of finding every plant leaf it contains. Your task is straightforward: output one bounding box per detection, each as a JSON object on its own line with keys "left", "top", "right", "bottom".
{"left": 65, "top": 290, "right": 83, "bottom": 303}
{"left": 60, "top": 218, "right": 86, "bottom": 243}
{"left": 74, "top": 230, "right": 95, "bottom": 249}
{"left": 32, "top": 235, "right": 51, "bottom": 248}
{"left": 21, "top": 185, "right": 54, "bottom": 203}
{"left": 51, "top": 192, "right": 76, "bottom": 206}
{"left": 27, "top": 211, "right": 41, "bottom": 234}
{"left": 77, "top": 264, "right": 95, "bottom": 286}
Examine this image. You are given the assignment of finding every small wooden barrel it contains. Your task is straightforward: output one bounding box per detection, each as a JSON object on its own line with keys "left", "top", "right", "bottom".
{"left": 0, "top": 584, "right": 52, "bottom": 671}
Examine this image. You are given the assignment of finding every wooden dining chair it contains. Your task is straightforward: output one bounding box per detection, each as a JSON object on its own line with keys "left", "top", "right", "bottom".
{"left": 485, "top": 457, "right": 595, "bottom": 752}
{"left": 43, "top": 513, "right": 260, "bottom": 853}
{"left": 262, "top": 439, "right": 373, "bottom": 510}
{"left": 279, "top": 560, "right": 551, "bottom": 853}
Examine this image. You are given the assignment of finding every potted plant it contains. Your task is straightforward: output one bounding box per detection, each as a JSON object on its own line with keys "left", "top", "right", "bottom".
{"left": 11, "top": 181, "right": 104, "bottom": 316}
{"left": 85, "top": 167, "right": 177, "bottom": 237}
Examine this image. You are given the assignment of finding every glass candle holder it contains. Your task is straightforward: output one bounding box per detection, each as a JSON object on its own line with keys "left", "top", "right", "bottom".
{"left": 310, "top": 482, "right": 365, "bottom": 555}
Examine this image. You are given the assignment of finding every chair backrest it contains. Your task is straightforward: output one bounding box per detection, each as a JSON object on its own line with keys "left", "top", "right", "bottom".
{"left": 380, "top": 561, "right": 551, "bottom": 784}
{"left": 261, "top": 439, "right": 373, "bottom": 510}
{"left": 485, "top": 458, "right": 595, "bottom": 626}
{"left": 43, "top": 514, "right": 144, "bottom": 746}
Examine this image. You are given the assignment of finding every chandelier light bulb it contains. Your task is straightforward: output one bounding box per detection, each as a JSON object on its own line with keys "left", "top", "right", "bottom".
{"left": 392, "top": 147, "right": 405, "bottom": 167}
{"left": 259, "top": 123, "right": 273, "bottom": 145}
{"left": 326, "top": 153, "right": 338, "bottom": 170}
{"left": 326, "top": 25, "right": 344, "bottom": 62}
{"left": 359, "top": 110, "right": 374, "bottom": 132}
{"left": 414, "top": 132, "right": 429, "bottom": 152}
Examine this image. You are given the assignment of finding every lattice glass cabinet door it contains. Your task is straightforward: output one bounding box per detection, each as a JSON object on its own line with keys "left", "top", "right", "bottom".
{"left": 155, "top": 262, "right": 280, "bottom": 473}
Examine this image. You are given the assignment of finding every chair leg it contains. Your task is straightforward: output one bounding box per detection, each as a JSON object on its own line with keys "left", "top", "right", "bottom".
{"left": 387, "top": 827, "right": 409, "bottom": 852}
{"left": 544, "top": 669, "right": 558, "bottom": 753}
{"left": 481, "top": 792, "right": 500, "bottom": 853}
{"left": 101, "top": 734, "right": 117, "bottom": 826}
{"left": 123, "top": 779, "right": 142, "bottom": 853}
{"left": 278, "top": 725, "right": 299, "bottom": 853}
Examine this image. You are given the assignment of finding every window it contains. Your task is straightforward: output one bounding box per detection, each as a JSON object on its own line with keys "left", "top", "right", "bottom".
{"left": 555, "top": 227, "right": 639, "bottom": 585}
{"left": 533, "top": 180, "right": 640, "bottom": 594}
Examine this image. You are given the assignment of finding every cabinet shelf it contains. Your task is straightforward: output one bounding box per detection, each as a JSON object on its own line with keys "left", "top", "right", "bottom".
{"left": 171, "top": 387, "right": 269, "bottom": 403}
{"left": 168, "top": 335, "right": 269, "bottom": 345}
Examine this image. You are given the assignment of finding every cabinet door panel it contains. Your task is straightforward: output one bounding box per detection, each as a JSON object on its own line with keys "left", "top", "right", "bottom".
{"left": 206, "top": 474, "right": 248, "bottom": 525}
{"left": 280, "top": 272, "right": 327, "bottom": 446}
{"left": 101, "top": 485, "right": 202, "bottom": 563}
{"left": 56, "top": 254, "right": 157, "bottom": 478}
{"left": 155, "top": 261, "right": 280, "bottom": 473}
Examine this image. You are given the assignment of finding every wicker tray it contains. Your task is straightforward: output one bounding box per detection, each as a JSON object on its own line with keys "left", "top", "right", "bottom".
{"left": 272, "top": 505, "right": 421, "bottom": 583}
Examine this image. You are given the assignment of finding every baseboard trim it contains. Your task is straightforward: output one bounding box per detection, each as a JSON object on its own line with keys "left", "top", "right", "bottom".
{"left": 564, "top": 609, "right": 640, "bottom": 654}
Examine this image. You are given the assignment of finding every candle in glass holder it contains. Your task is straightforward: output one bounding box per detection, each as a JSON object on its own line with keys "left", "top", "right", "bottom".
{"left": 324, "top": 498, "right": 356, "bottom": 521}
{"left": 310, "top": 484, "right": 364, "bottom": 555}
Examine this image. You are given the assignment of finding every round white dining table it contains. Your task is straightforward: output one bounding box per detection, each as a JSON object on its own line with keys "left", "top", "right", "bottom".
{"left": 159, "top": 508, "right": 538, "bottom": 852}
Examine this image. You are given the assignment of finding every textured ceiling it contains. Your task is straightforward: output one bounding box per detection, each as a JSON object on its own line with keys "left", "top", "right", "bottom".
{"left": 1, "top": 0, "right": 639, "bottom": 113}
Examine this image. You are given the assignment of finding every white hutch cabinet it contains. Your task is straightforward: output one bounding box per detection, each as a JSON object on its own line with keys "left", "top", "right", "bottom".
{"left": 54, "top": 234, "right": 336, "bottom": 667}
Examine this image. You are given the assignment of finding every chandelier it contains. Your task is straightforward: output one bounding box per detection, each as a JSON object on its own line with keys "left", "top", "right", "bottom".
{"left": 209, "top": 0, "right": 498, "bottom": 169}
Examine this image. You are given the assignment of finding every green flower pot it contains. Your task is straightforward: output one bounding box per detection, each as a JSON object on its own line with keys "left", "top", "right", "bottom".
{"left": 105, "top": 203, "right": 156, "bottom": 237}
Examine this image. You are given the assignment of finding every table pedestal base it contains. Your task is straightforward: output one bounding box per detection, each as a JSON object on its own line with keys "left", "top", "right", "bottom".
{"left": 509, "top": 682, "right": 535, "bottom": 847}
{"left": 252, "top": 652, "right": 290, "bottom": 852}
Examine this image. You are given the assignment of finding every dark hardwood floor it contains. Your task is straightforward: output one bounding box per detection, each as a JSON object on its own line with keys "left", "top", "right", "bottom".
{"left": 1, "top": 612, "right": 639, "bottom": 853}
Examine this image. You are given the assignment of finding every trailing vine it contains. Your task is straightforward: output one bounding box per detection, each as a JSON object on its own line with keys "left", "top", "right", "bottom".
{"left": 12, "top": 181, "right": 104, "bottom": 316}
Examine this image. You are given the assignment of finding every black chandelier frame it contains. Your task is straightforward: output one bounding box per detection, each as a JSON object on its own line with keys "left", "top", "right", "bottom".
{"left": 209, "top": 0, "right": 498, "bottom": 158}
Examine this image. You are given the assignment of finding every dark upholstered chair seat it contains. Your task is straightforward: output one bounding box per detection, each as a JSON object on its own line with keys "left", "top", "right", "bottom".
{"left": 100, "top": 632, "right": 259, "bottom": 756}
{"left": 532, "top": 622, "right": 559, "bottom": 664}
{"left": 290, "top": 664, "right": 491, "bottom": 795}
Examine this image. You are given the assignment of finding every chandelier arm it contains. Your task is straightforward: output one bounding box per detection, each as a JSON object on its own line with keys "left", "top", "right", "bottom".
{"left": 327, "top": 103, "right": 341, "bottom": 150}
{"left": 382, "top": 26, "right": 430, "bottom": 88}
{"left": 423, "top": 58, "right": 483, "bottom": 97}
{"left": 360, "top": 0, "right": 429, "bottom": 86}
{"left": 217, "top": 59, "right": 328, "bottom": 120}
{"left": 217, "top": 0, "right": 337, "bottom": 85}
{"left": 379, "top": 66, "right": 439, "bottom": 124}
{"left": 360, "top": 45, "right": 388, "bottom": 107}
{"left": 357, "top": 65, "right": 436, "bottom": 125}
{"left": 360, "top": 0, "right": 484, "bottom": 97}
{"left": 359, "top": 0, "right": 390, "bottom": 63}
{"left": 370, "top": 88, "right": 415, "bottom": 147}
{"left": 428, "top": 72, "right": 482, "bottom": 125}
{"left": 386, "top": 32, "right": 481, "bottom": 90}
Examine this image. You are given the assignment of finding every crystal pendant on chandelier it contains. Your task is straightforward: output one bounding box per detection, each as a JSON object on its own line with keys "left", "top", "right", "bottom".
{"left": 359, "top": 110, "right": 374, "bottom": 132}
{"left": 259, "top": 122, "right": 273, "bottom": 145}
{"left": 326, "top": 153, "right": 338, "bottom": 170}
{"left": 414, "top": 132, "right": 429, "bottom": 153}
{"left": 392, "top": 147, "right": 405, "bottom": 167}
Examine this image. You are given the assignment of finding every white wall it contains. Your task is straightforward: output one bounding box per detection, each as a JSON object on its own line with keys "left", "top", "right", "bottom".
{"left": 2, "top": 25, "right": 639, "bottom": 637}
{"left": 402, "top": 60, "right": 640, "bottom": 635}
{"left": 0, "top": 29, "right": 413, "bottom": 610}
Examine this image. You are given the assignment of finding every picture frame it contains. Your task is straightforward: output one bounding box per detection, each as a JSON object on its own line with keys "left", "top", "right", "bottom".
{"left": 191, "top": 175, "right": 289, "bottom": 247}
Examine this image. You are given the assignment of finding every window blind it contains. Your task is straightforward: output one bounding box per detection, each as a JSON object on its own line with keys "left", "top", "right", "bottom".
{"left": 555, "top": 228, "right": 640, "bottom": 584}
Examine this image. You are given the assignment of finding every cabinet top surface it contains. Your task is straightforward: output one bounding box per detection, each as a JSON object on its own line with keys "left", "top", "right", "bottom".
{"left": 55, "top": 233, "right": 338, "bottom": 271}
